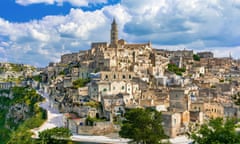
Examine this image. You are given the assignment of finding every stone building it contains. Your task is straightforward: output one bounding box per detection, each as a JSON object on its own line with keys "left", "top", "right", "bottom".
{"left": 88, "top": 72, "right": 140, "bottom": 102}
{"left": 61, "top": 53, "right": 79, "bottom": 64}
{"left": 63, "top": 113, "right": 87, "bottom": 134}
{"left": 189, "top": 65, "right": 205, "bottom": 78}
{"left": 162, "top": 112, "right": 182, "bottom": 137}
{"left": 0, "top": 82, "right": 15, "bottom": 89}
{"left": 192, "top": 102, "right": 240, "bottom": 119}
{"left": 110, "top": 19, "right": 118, "bottom": 48}
{"left": 57, "top": 19, "right": 166, "bottom": 84}
{"left": 189, "top": 110, "right": 204, "bottom": 124}
{"left": 197, "top": 51, "right": 214, "bottom": 58}
{"left": 223, "top": 104, "right": 239, "bottom": 119}
{"left": 169, "top": 88, "right": 191, "bottom": 112}
{"left": 166, "top": 87, "right": 196, "bottom": 136}
{"left": 150, "top": 49, "right": 169, "bottom": 78}
{"left": 77, "top": 19, "right": 155, "bottom": 81}
{"left": 71, "top": 65, "right": 90, "bottom": 80}
{"left": 101, "top": 94, "right": 125, "bottom": 121}
{"left": 191, "top": 102, "right": 224, "bottom": 118}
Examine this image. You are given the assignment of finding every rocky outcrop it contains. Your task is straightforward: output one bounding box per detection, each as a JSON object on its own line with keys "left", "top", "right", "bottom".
{"left": 6, "top": 103, "right": 30, "bottom": 125}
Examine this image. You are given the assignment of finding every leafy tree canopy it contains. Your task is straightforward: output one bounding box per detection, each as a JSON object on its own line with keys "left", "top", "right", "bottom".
{"left": 167, "top": 63, "right": 186, "bottom": 76}
{"left": 193, "top": 54, "right": 200, "bottom": 61}
{"left": 31, "top": 74, "right": 42, "bottom": 82}
{"left": 119, "top": 108, "right": 167, "bottom": 144}
{"left": 190, "top": 118, "right": 240, "bottom": 144}
{"left": 39, "top": 127, "right": 72, "bottom": 144}
{"left": 72, "top": 78, "right": 90, "bottom": 88}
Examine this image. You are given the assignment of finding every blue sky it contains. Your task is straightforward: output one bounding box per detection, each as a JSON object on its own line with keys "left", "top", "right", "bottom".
{"left": 0, "top": 0, "right": 120, "bottom": 22}
{"left": 0, "top": 0, "right": 240, "bottom": 67}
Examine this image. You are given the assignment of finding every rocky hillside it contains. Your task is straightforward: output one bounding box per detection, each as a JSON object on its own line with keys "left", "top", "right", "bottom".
{"left": 0, "top": 86, "right": 46, "bottom": 144}
{"left": 0, "top": 62, "right": 37, "bottom": 83}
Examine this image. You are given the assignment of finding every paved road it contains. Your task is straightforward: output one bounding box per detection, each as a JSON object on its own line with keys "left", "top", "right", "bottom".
{"left": 31, "top": 91, "right": 64, "bottom": 138}
{"left": 32, "top": 90, "right": 130, "bottom": 144}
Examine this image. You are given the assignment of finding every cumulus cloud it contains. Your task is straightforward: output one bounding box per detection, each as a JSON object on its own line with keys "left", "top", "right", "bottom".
{"left": 121, "top": 0, "right": 240, "bottom": 57}
{"left": 122, "top": 0, "right": 240, "bottom": 47}
{"left": 0, "top": 0, "right": 240, "bottom": 66}
{"left": 15, "top": 0, "right": 107, "bottom": 7}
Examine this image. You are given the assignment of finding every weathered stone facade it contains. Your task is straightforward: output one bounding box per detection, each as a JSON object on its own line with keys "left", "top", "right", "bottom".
{"left": 41, "top": 19, "right": 240, "bottom": 139}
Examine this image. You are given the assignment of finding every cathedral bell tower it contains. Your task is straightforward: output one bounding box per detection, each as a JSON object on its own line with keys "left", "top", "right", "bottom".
{"left": 110, "top": 18, "right": 118, "bottom": 48}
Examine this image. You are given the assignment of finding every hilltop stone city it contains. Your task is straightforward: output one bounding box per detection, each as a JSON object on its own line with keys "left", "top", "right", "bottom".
{"left": 25, "top": 19, "right": 240, "bottom": 137}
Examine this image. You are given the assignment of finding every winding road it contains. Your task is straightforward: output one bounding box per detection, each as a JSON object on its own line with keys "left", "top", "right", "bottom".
{"left": 31, "top": 90, "right": 130, "bottom": 144}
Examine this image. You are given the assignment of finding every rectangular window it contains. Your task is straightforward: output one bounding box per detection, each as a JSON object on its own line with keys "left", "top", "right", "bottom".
{"left": 174, "top": 118, "right": 176, "bottom": 125}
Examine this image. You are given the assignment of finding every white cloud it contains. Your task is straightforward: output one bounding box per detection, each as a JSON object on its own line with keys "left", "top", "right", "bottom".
{"left": 15, "top": 0, "right": 107, "bottom": 7}
{"left": 122, "top": 0, "right": 240, "bottom": 46}
{"left": 15, "top": 0, "right": 55, "bottom": 5}
{"left": 30, "top": 29, "right": 50, "bottom": 42}
{"left": 0, "top": 47, "right": 8, "bottom": 62}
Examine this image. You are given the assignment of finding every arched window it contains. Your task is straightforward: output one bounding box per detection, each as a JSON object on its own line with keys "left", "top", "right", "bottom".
{"left": 105, "top": 75, "right": 108, "bottom": 79}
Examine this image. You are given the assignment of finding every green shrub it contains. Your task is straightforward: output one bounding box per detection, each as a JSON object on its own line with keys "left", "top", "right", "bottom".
{"left": 193, "top": 54, "right": 200, "bottom": 61}
{"left": 32, "top": 75, "right": 42, "bottom": 82}
{"left": 167, "top": 63, "right": 186, "bottom": 76}
{"left": 72, "top": 78, "right": 91, "bottom": 88}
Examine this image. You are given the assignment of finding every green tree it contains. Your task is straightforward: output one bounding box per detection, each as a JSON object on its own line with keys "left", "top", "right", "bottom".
{"left": 193, "top": 54, "right": 200, "bottom": 61}
{"left": 31, "top": 74, "right": 42, "bottom": 82}
{"left": 119, "top": 108, "right": 167, "bottom": 144}
{"left": 190, "top": 118, "right": 240, "bottom": 144}
{"left": 7, "top": 126, "right": 33, "bottom": 144}
{"left": 167, "top": 63, "right": 186, "bottom": 76}
{"left": 72, "top": 78, "right": 90, "bottom": 88}
{"left": 39, "top": 127, "right": 72, "bottom": 144}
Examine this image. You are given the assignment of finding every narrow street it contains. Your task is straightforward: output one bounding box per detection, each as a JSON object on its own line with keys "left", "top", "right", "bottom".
{"left": 31, "top": 91, "right": 64, "bottom": 138}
